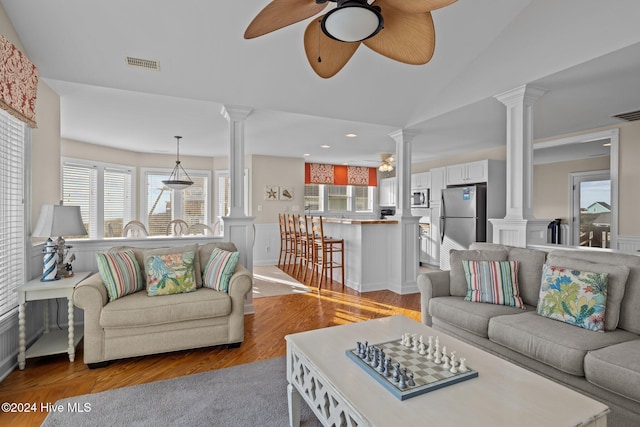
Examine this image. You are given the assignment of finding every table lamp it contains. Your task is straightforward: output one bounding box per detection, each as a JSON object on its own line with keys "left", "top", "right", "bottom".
{"left": 33, "top": 203, "right": 87, "bottom": 281}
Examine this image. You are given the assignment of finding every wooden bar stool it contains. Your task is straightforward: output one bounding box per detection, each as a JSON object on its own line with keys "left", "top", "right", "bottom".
{"left": 311, "top": 216, "right": 345, "bottom": 290}
{"left": 288, "top": 213, "right": 303, "bottom": 276}
{"left": 277, "top": 213, "right": 292, "bottom": 268}
{"left": 297, "top": 215, "right": 313, "bottom": 282}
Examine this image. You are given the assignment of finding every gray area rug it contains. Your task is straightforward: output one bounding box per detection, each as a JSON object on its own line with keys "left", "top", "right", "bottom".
{"left": 41, "top": 357, "right": 322, "bottom": 427}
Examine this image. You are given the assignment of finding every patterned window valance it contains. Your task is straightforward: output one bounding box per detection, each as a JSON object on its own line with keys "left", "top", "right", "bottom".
{"left": 305, "top": 163, "right": 377, "bottom": 186}
{"left": 0, "top": 35, "right": 38, "bottom": 127}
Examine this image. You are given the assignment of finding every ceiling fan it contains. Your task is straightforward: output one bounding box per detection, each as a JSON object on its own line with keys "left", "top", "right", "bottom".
{"left": 244, "top": 0, "right": 458, "bottom": 78}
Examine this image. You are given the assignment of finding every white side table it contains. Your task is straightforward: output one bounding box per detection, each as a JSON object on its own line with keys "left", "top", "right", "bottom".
{"left": 17, "top": 271, "right": 92, "bottom": 370}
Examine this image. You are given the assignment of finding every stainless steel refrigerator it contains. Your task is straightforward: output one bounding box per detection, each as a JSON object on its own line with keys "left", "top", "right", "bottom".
{"left": 439, "top": 184, "right": 487, "bottom": 270}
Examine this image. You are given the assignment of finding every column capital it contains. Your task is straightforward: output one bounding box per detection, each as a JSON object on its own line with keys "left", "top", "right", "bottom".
{"left": 221, "top": 105, "right": 253, "bottom": 122}
{"left": 389, "top": 129, "right": 419, "bottom": 144}
{"left": 494, "top": 84, "right": 547, "bottom": 108}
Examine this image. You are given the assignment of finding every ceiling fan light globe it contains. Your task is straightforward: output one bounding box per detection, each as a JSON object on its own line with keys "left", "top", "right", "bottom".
{"left": 321, "top": 2, "right": 383, "bottom": 42}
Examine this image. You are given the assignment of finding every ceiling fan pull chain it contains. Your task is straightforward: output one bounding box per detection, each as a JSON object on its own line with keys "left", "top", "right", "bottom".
{"left": 317, "top": 19, "right": 322, "bottom": 63}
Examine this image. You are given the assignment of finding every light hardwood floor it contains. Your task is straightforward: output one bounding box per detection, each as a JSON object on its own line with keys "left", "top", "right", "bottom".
{"left": 0, "top": 265, "right": 421, "bottom": 426}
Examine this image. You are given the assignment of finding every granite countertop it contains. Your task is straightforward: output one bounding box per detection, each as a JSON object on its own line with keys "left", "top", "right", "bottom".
{"left": 322, "top": 218, "right": 399, "bottom": 225}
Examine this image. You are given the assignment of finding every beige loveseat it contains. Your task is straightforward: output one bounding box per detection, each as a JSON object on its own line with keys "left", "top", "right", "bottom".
{"left": 417, "top": 243, "right": 640, "bottom": 427}
{"left": 73, "top": 242, "right": 252, "bottom": 367}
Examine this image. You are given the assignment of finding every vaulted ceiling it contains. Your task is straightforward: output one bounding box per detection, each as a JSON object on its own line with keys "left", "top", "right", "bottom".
{"left": 2, "top": 0, "right": 640, "bottom": 167}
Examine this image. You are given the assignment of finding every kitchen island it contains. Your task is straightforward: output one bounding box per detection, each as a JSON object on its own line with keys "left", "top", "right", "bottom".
{"left": 321, "top": 218, "right": 401, "bottom": 292}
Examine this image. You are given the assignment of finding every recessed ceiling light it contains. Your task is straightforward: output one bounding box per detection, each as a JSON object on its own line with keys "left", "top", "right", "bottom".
{"left": 345, "top": 133, "right": 358, "bottom": 138}
{"left": 321, "top": 145, "right": 331, "bottom": 148}
{"left": 303, "top": 153, "right": 311, "bottom": 157}
{"left": 342, "top": 162, "right": 349, "bottom": 165}
{"left": 603, "top": 142, "right": 611, "bottom": 147}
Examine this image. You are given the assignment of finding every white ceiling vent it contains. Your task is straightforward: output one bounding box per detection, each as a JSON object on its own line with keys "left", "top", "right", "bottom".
{"left": 612, "top": 109, "right": 640, "bottom": 122}
{"left": 126, "top": 56, "right": 160, "bottom": 71}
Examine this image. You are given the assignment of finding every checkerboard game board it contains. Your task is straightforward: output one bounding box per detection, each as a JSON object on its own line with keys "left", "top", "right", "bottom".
{"left": 346, "top": 338, "right": 478, "bottom": 400}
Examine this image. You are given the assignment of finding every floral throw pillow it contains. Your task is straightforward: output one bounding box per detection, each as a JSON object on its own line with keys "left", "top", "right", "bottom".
{"left": 145, "top": 251, "right": 196, "bottom": 296}
{"left": 536, "top": 264, "right": 608, "bottom": 332}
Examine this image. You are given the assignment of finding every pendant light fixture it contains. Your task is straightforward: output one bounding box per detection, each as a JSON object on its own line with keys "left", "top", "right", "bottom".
{"left": 162, "top": 136, "right": 193, "bottom": 190}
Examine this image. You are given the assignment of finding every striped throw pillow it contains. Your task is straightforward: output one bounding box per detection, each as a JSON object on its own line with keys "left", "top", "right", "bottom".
{"left": 463, "top": 260, "right": 524, "bottom": 309}
{"left": 203, "top": 248, "right": 239, "bottom": 292}
{"left": 96, "top": 249, "right": 144, "bottom": 301}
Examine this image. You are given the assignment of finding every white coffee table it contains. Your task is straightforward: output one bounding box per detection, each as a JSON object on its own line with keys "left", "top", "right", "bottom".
{"left": 286, "top": 315, "right": 608, "bottom": 427}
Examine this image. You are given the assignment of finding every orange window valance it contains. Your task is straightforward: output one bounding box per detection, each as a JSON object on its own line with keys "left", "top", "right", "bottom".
{"left": 0, "top": 34, "right": 38, "bottom": 127}
{"left": 305, "top": 163, "right": 377, "bottom": 186}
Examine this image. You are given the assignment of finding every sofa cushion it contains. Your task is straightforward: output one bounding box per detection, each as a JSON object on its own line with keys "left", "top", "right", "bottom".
{"left": 507, "top": 247, "right": 547, "bottom": 306}
{"left": 96, "top": 249, "right": 144, "bottom": 302}
{"left": 488, "top": 311, "right": 637, "bottom": 376}
{"left": 546, "top": 253, "right": 630, "bottom": 331}
{"left": 469, "top": 243, "right": 548, "bottom": 306}
{"left": 536, "top": 264, "right": 609, "bottom": 332}
{"left": 549, "top": 250, "right": 640, "bottom": 334}
{"left": 584, "top": 339, "right": 640, "bottom": 404}
{"left": 429, "top": 296, "right": 532, "bottom": 338}
{"left": 449, "top": 249, "right": 508, "bottom": 297}
{"left": 100, "top": 287, "right": 231, "bottom": 328}
{"left": 203, "top": 248, "right": 239, "bottom": 292}
{"left": 144, "top": 250, "right": 197, "bottom": 296}
{"left": 463, "top": 260, "right": 524, "bottom": 308}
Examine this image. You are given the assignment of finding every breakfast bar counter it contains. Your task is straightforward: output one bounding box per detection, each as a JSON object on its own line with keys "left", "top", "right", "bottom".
{"left": 321, "top": 218, "right": 400, "bottom": 292}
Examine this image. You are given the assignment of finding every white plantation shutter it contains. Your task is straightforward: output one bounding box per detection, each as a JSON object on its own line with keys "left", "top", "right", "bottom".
{"left": 0, "top": 109, "right": 26, "bottom": 319}
{"left": 62, "top": 163, "right": 97, "bottom": 237}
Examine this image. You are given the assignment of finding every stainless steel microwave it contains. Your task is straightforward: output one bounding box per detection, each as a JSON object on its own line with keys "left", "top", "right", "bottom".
{"left": 411, "top": 188, "right": 430, "bottom": 207}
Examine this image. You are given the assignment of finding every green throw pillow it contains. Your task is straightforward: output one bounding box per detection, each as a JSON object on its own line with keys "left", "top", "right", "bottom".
{"left": 203, "top": 248, "right": 239, "bottom": 293}
{"left": 145, "top": 251, "right": 197, "bottom": 296}
{"left": 536, "top": 264, "right": 608, "bottom": 332}
{"left": 96, "top": 249, "right": 144, "bottom": 302}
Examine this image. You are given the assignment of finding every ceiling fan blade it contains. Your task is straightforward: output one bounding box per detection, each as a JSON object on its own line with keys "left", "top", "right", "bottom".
{"left": 244, "top": 0, "right": 327, "bottom": 39}
{"left": 304, "top": 17, "right": 360, "bottom": 78}
{"left": 381, "top": 0, "right": 457, "bottom": 14}
{"left": 363, "top": 5, "right": 435, "bottom": 65}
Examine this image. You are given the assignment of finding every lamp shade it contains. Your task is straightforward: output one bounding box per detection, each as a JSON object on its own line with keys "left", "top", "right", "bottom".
{"left": 33, "top": 205, "right": 88, "bottom": 237}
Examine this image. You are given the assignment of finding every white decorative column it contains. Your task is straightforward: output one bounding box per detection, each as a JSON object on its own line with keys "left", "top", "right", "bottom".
{"left": 490, "top": 85, "right": 548, "bottom": 247}
{"left": 388, "top": 130, "right": 419, "bottom": 294}
{"left": 221, "top": 105, "right": 255, "bottom": 314}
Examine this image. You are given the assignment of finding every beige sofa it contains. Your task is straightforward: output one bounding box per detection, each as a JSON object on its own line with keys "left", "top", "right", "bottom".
{"left": 73, "top": 242, "right": 252, "bottom": 367}
{"left": 417, "top": 243, "right": 640, "bottom": 427}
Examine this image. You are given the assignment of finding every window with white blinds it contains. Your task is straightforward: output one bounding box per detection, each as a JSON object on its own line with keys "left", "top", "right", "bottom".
{"left": 144, "top": 169, "right": 210, "bottom": 236}
{"left": 104, "top": 168, "right": 132, "bottom": 238}
{"left": 62, "top": 159, "right": 134, "bottom": 239}
{"left": 303, "top": 184, "right": 373, "bottom": 213}
{"left": 62, "top": 163, "right": 97, "bottom": 237}
{"left": 214, "top": 170, "right": 249, "bottom": 225}
{"left": 0, "top": 109, "right": 26, "bottom": 320}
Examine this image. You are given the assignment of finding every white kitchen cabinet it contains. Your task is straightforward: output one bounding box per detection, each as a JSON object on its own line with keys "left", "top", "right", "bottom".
{"left": 379, "top": 177, "right": 396, "bottom": 207}
{"left": 446, "top": 160, "right": 488, "bottom": 185}
{"left": 411, "top": 172, "right": 431, "bottom": 189}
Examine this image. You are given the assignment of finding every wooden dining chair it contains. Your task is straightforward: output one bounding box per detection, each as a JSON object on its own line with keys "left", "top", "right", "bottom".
{"left": 122, "top": 220, "right": 149, "bottom": 238}
{"left": 310, "top": 216, "right": 345, "bottom": 290}
{"left": 277, "top": 213, "right": 289, "bottom": 268}
{"left": 166, "top": 219, "right": 189, "bottom": 236}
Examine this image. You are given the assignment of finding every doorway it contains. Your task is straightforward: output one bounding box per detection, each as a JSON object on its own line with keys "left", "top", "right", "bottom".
{"left": 570, "top": 170, "right": 611, "bottom": 248}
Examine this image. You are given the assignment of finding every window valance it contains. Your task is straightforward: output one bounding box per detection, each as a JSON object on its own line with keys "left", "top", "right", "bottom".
{"left": 305, "top": 163, "right": 377, "bottom": 186}
{"left": 0, "top": 35, "right": 38, "bottom": 127}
